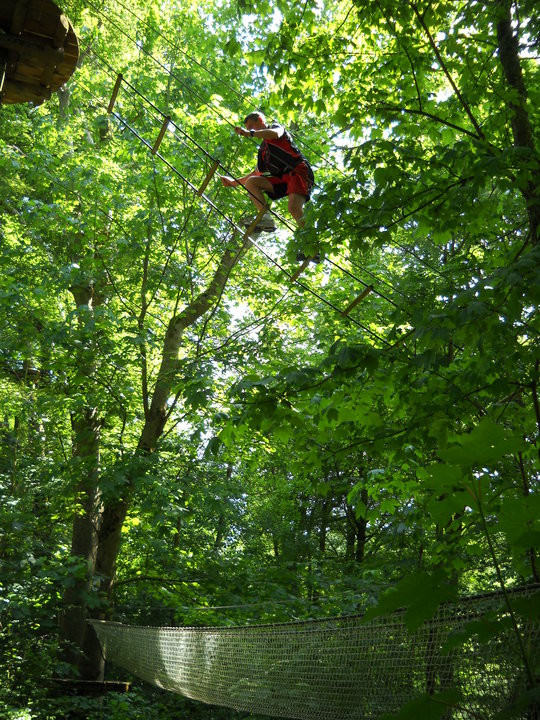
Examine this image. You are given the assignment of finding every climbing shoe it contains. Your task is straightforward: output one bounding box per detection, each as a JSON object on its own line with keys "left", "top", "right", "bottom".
{"left": 240, "top": 212, "right": 276, "bottom": 233}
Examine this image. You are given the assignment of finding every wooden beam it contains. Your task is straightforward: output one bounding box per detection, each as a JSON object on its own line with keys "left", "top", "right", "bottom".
{"left": 341, "top": 285, "right": 374, "bottom": 316}
{"left": 151, "top": 115, "right": 170, "bottom": 154}
{"left": 10, "top": 0, "right": 31, "bottom": 35}
{"left": 197, "top": 160, "right": 219, "bottom": 196}
{"left": 107, "top": 73, "right": 123, "bottom": 114}
{"left": 0, "top": 33, "right": 64, "bottom": 63}
{"left": 290, "top": 258, "right": 311, "bottom": 283}
{"left": 9, "top": 6, "right": 72, "bottom": 40}
{"left": 1, "top": 78, "right": 51, "bottom": 104}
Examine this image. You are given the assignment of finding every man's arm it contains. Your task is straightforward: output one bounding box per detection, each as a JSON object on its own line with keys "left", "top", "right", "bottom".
{"left": 220, "top": 169, "right": 261, "bottom": 187}
{"left": 234, "top": 124, "right": 284, "bottom": 140}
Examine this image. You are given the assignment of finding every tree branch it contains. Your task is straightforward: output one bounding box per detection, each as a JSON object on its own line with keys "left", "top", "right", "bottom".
{"left": 139, "top": 231, "right": 252, "bottom": 452}
{"left": 377, "top": 103, "right": 482, "bottom": 139}
{"left": 410, "top": 3, "right": 485, "bottom": 139}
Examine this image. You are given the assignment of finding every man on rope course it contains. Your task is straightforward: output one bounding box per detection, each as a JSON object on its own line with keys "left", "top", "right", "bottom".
{"left": 220, "top": 112, "right": 316, "bottom": 256}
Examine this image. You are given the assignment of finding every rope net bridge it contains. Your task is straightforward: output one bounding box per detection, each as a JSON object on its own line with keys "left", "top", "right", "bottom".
{"left": 71, "top": 35, "right": 411, "bottom": 346}
{"left": 90, "top": 586, "right": 539, "bottom": 720}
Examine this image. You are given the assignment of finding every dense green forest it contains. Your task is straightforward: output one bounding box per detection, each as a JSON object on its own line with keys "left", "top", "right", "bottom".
{"left": 1, "top": 0, "right": 539, "bottom": 718}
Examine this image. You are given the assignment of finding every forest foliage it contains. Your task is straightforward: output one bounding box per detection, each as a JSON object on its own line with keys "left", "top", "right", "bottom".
{"left": 0, "top": 0, "right": 539, "bottom": 718}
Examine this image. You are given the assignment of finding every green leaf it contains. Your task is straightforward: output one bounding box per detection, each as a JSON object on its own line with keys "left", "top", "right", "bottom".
{"left": 426, "top": 492, "right": 467, "bottom": 525}
{"left": 442, "top": 616, "right": 513, "bottom": 652}
{"left": 363, "top": 571, "right": 459, "bottom": 631}
{"left": 498, "top": 495, "right": 540, "bottom": 549}
{"left": 224, "top": 38, "right": 243, "bottom": 56}
{"left": 205, "top": 436, "right": 222, "bottom": 457}
{"left": 438, "top": 418, "right": 524, "bottom": 466}
{"left": 381, "top": 690, "right": 462, "bottom": 720}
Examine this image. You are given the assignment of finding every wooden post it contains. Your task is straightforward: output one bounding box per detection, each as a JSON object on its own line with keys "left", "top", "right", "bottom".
{"left": 341, "top": 285, "right": 374, "bottom": 316}
{"left": 152, "top": 116, "right": 170, "bottom": 154}
{"left": 197, "top": 160, "right": 220, "bottom": 196}
{"left": 107, "top": 74, "right": 123, "bottom": 114}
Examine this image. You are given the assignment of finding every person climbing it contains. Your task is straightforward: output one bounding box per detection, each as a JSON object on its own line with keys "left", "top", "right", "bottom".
{"left": 219, "top": 112, "right": 314, "bottom": 235}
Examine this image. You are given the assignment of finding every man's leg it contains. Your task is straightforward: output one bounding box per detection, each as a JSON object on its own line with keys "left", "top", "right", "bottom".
{"left": 288, "top": 193, "right": 306, "bottom": 226}
{"left": 241, "top": 176, "right": 277, "bottom": 232}
{"left": 243, "top": 176, "right": 274, "bottom": 211}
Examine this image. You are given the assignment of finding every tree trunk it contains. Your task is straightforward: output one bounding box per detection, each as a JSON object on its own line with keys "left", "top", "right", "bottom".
{"left": 496, "top": 0, "right": 539, "bottom": 244}
{"left": 346, "top": 488, "right": 368, "bottom": 563}
{"left": 319, "top": 497, "right": 330, "bottom": 553}
{"left": 0, "top": 416, "right": 19, "bottom": 495}
{"left": 81, "top": 232, "right": 251, "bottom": 679}
{"left": 345, "top": 505, "right": 356, "bottom": 561}
{"left": 355, "top": 490, "right": 368, "bottom": 564}
{"left": 214, "top": 463, "right": 233, "bottom": 551}
{"left": 59, "top": 286, "right": 103, "bottom": 677}
{"left": 272, "top": 532, "right": 280, "bottom": 559}
{"left": 59, "top": 407, "right": 102, "bottom": 672}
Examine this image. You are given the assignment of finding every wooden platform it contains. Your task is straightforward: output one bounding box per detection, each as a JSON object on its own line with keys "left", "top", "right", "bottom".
{"left": 0, "top": 0, "right": 78, "bottom": 105}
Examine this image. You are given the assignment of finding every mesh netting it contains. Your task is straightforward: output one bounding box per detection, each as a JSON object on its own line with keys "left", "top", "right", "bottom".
{"left": 91, "top": 586, "right": 539, "bottom": 720}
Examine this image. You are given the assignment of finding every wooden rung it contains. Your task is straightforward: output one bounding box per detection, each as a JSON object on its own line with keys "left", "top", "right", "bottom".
{"left": 107, "top": 73, "right": 123, "bottom": 114}
{"left": 341, "top": 285, "right": 374, "bottom": 316}
{"left": 152, "top": 116, "right": 170, "bottom": 154}
{"left": 197, "top": 160, "right": 220, "bottom": 196}
{"left": 242, "top": 207, "right": 267, "bottom": 239}
{"left": 290, "top": 258, "right": 311, "bottom": 283}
